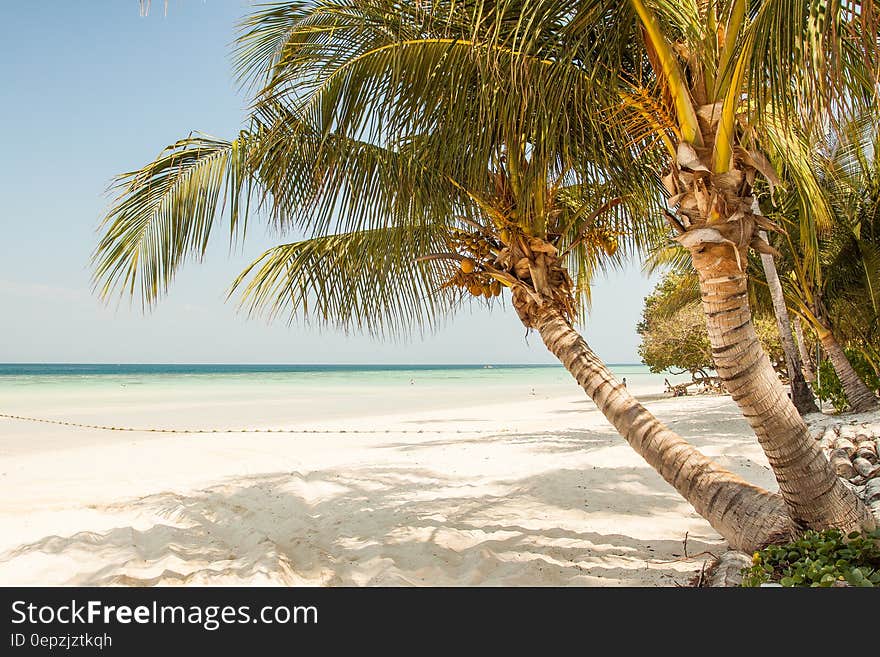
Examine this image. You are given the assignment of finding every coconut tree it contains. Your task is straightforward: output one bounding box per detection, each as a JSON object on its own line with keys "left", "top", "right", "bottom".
{"left": 93, "top": 3, "right": 801, "bottom": 549}
{"left": 237, "top": 0, "right": 878, "bottom": 532}
{"left": 793, "top": 317, "right": 817, "bottom": 383}
{"left": 600, "top": 0, "right": 880, "bottom": 532}
{"left": 814, "top": 111, "right": 880, "bottom": 402}
{"left": 768, "top": 201, "right": 880, "bottom": 412}
{"left": 755, "top": 231, "right": 819, "bottom": 414}
{"left": 761, "top": 111, "right": 880, "bottom": 412}
{"left": 651, "top": 107, "right": 880, "bottom": 412}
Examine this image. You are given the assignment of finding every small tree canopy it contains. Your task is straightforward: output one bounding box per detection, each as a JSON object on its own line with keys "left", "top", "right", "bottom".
{"left": 638, "top": 272, "right": 783, "bottom": 379}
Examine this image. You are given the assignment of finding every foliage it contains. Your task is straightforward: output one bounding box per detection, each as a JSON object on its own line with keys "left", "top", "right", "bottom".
{"left": 637, "top": 274, "right": 710, "bottom": 377}
{"left": 99, "top": 1, "right": 880, "bottom": 339}
{"left": 757, "top": 109, "right": 880, "bottom": 373}
{"left": 813, "top": 350, "right": 880, "bottom": 412}
{"left": 741, "top": 529, "right": 880, "bottom": 587}
{"left": 638, "top": 272, "right": 782, "bottom": 378}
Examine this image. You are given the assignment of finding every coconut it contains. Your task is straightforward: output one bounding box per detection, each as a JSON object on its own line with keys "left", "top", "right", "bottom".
{"left": 833, "top": 437, "right": 855, "bottom": 455}
{"left": 830, "top": 449, "right": 857, "bottom": 478}
{"left": 852, "top": 457, "right": 877, "bottom": 478}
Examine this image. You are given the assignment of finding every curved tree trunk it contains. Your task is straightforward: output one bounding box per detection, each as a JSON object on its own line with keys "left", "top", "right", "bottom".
{"left": 757, "top": 231, "right": 818, "bottom": 415}
{"left": 525, "top": 302, "right": 792, "bottom": 551}
{"left": 689, "top": 243, "right": 874, "bottom": 533}
{"left": 817, "top": 327, "right": 879, "bottom": 412}
{"left": 793, "top": 316, "right": 816, "bottom": 384}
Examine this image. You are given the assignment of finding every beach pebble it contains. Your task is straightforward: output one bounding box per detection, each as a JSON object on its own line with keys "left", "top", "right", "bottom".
{"left": 706, "top": 552, "right": 751, "bottom": 588}
{"left": 822, "top": 427, "right": 838, "bottom": 444}
{"left": 842, "top": 480, "right": 866, "bottom": 496}
{"left": 854, "top": 444, "right": 877, "bottom": 463}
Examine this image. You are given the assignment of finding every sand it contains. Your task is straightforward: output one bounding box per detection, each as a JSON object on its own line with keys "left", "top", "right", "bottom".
{"left": 0, "top": 390, "right": 777, "bottom": 586}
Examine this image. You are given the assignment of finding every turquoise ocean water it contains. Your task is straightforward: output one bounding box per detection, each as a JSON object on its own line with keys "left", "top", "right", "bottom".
{"left": 0, "top": 363, "right": 683, "bottom": 390}
{"left": 0, "top": 364, "right": 691, "bottom": 429}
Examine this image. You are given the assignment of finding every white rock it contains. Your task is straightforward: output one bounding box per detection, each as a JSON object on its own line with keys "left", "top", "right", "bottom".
{"left": 854, "top": 443, "right": 877, "bottom": 462}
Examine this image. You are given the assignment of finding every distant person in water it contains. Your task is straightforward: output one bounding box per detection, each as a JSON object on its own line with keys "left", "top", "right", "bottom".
{"left": 622, "top": 377, "right": 627, "bottom": 389}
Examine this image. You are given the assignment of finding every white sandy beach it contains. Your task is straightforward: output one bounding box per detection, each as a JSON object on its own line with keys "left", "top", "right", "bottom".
{"left": 0, "top": 374, "right": 778, "bottom": 587}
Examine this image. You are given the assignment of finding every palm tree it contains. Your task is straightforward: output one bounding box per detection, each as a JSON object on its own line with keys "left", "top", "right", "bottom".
{"left": 604, "top": 0, "right": 877, "bottom": 532}
{"left": 755, "top": 233, "right": 819, "bottom": 415}
{"left": 768, "top": 207, "right": 880, "bottom": 412}
{"left": 762, "top": 112, "right": 880, "bottom": 412}
{"left": 92, "top": 3, "right": 801, "bottom": 550}
{"left": 793, "top": 317, "right": 817, "bottom": 383}
{"left": 814, "top": 112, "right": 880, "bottom": 403}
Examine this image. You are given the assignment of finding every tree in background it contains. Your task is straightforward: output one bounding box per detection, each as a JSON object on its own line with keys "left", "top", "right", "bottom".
{"left": 758, "top": 112, "right": 880, "bottom": 412}
{"left": 637, "top": 272, "right": 784, "bottom": 394}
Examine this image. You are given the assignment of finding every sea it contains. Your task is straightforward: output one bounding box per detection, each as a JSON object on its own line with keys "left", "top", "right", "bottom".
{"left": 0, "top": 363, "right": 691, "bottom": 431}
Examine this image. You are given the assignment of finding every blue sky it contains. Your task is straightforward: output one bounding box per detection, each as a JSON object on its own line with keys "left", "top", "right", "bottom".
{"left": 0, "top": 1, "right": 661, "bottom": 364}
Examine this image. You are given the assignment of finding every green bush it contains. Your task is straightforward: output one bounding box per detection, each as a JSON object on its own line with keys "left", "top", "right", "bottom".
{"left": 741, "top": 529, "right": 880, "bottom": 587}
{"left": 812, "top": 349, "right": 880, "bottom": 412}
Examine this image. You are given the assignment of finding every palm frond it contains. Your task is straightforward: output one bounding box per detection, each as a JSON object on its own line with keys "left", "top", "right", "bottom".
{"left": 229, "top": 224, "right": 463, "bottom": 338}
{"left": 93, "top": 131, "right": 256, "bottom": 305}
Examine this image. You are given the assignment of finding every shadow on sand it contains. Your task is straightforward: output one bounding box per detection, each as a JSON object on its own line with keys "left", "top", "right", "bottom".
{"left": 2, "top": 451, "right": 725, "bottom": 586}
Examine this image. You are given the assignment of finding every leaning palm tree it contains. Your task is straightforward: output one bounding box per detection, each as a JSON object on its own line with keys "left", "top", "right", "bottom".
{"left": 755, "top": 108, "right": 880, "bottom": 412}
{"left": 599, "top": 0, "right": 878, "bottom": 531}
{"left": 768, "top": 194, "right": 880, "bottom": 412}
{"left": 814, "top": 111, "right": 880, "bottom": 402}
{"left": 754, "top": 228, "right": 819, "bottom": 415}
{"left": 93, "top": 4, "right": 801, "bottom": 550}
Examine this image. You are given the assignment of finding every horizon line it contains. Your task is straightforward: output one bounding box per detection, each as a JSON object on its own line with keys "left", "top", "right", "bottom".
{"left": 0, "top": 361, "right": 646, "bottom": 367}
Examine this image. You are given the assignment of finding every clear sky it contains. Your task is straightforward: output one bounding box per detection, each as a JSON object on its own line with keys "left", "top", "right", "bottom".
{"left": 0, "top": 1, "right": 661, "bottom": 365}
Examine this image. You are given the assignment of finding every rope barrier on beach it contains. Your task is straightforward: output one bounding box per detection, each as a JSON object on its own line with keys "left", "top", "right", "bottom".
{"left": 0, "top": 412, "right": 502, "bottom": 435}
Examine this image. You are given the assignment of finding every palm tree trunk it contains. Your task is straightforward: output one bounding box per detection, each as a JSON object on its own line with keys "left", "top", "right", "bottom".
{"left": 793, "top": 316, "right": 816, "bottom": 383}
{"left": 757, "top": 232, "right": 818, "bottom": 415}
{"left": 817, "top": 326, "right": 879, "bottom": 412}
{"left": 688, "top": 242, "right": 874, "bottom": 533}
{"left": 529, "top": 305, "right": 792, "bottom": 551}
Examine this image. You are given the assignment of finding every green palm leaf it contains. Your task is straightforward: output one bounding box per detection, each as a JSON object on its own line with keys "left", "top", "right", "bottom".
{"left": 230, "top": 225, "right": 462, "bottom": 337}
{"left": 93, "top": 131, "right": 255, "bottom": 305}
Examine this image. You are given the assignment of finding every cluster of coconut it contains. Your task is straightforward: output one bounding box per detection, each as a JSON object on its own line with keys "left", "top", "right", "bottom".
{"left": 444, "top": 228, "right": 504, "bottom": 298}
{"left": 813, "top": 421, "right": 880, "bottom": 521}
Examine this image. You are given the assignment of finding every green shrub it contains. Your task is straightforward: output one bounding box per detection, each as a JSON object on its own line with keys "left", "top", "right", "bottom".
{"left": 741, "top": 528, "right": 880, "bottom": 587}
{"left": 812, "top": 349, "right": 880, "bottom": 412}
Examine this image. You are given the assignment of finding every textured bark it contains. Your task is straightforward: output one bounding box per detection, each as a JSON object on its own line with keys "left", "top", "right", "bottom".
{"left": 689, "top": 243, "right": 875, "bottom": 533}
{"left": 793, "top": 316, "right": 816, "bottom": 383}
{"left": 818, "top": 329, "right": 879, "bottom": 412}
{"left": 525, "top": 302, "right": 792, "bottom": 551}
{"left": 757, "top": 232, "right": 818, "bottom": 415}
